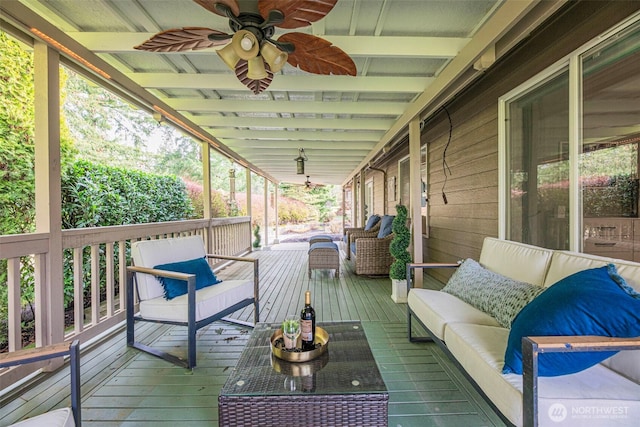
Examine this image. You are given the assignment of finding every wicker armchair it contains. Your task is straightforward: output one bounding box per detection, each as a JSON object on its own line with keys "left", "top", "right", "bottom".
{"left": 343, "top": 222, "right": 381, "bottom": 260}
{"left": 349, "top": 214, "right": 395, "bottom": 275}
{"left": 350, "top": 233, "right": 395, "bottom": 275}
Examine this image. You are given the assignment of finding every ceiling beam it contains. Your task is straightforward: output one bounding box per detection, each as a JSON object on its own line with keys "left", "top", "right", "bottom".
{"left": 68, "top": 32, "right": 470, "bottom": 58}
{"left": 221, "top": 140, "right": 376, "bottom": 150}
{"left": 191, "top": 116, "right": 395, "bottom": 131}
{"left": 212, "top": 129, "right": 381, "bottom": 141}
{"left": 166, "top": 99, "right": 406, "bottom": 115}
{"left": 127, "top": 72, "right": 431, "bottom": 93}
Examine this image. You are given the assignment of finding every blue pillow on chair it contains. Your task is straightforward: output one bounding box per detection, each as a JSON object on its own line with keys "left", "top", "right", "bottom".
{"left": 503, "top": 264, "right": 640, "bottom": 376}
{"left": 364, "top": 214, "right": 381, "bottom": 231}
{"left": 377, "top": 215, "right": 394, "bottom": 238}
{"left": 154, "top": 257, "right": 222, "bottom": 300}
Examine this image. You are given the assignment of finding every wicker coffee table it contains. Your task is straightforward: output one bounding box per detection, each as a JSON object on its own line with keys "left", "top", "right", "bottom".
{"left": 218, "top": 321, "right": 388, "bottom": 426}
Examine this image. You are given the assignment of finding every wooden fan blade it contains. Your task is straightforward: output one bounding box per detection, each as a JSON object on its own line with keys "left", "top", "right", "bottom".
{"left": 194, "top": 0, "right": 240, "bottom": 17}
{"left": 278, "top": 33, "right": 356, "bottom": 76}
{"left": 235, "top": 60, "right": 274, "bottom": 94}
{"left": 134, "top": 28, "right": 230, "bottom": 52}
{"left": 258, "top": 0, "right": 338, "bottom": 29}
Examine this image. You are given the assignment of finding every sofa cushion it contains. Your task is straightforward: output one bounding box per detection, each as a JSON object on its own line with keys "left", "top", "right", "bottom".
{"left": 364, "top": 214, "right": 381, "bottom": 231}
{"left": 8, "top": 408, "right": 74, "bottom": 427}
{"left": 408, "top": 288, "right": 499, "bottom": 340}
{"left": 377, "top": 215, "right": 394, "bottom": 238}
{"left": 444, "top": 322, "right": 640, "bottom": 427}
{"left": 444, "top": 323, "right": 523, "bottom": 426}
{"left": 154, "top": 257, "right": 222, "bottom": 300}
{"left": 441, "top": 259, "right": 545, "bottom": 328}
{"left": 545, "top": 250, "right": 640, "bottom": 291}
{"left": 503, "top": 264, "right": 640, "bottom": 377}
{"left": 139, "top": 279, "right": 254, "bottom": 323}
{"left": 479, "top": 237, "right": 554, "bottom": 286}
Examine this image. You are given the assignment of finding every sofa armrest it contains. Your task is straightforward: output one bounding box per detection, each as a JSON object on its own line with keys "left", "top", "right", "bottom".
{"left": 406, "top": 261, "right": 461, "bottom": 291}
{"left": 0, "top": 340, "right": 81, "bottom": 427}
{"left": 522, "top": 335, "right": 640, "bottom": 427}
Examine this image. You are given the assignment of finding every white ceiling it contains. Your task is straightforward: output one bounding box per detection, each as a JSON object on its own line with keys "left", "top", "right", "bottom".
{"left": 3, "top": 0, "right": 563, "bottom": 186}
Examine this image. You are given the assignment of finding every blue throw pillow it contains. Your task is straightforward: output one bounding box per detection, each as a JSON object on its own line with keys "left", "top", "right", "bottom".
{"left": 154, "top": 257, "right": 222, "bottom": 300}
{"left": 377, "top": 215, "right": 394, "bottom": 238}
{"left": 503, "top": 264, "right": 640, "bottom": 376}
{"left": 364, "top": 215, "right": 381, "bottom": 231}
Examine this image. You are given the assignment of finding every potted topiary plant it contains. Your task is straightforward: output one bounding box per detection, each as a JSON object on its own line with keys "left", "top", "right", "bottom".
{"left": 389, "top": 204, "right": 411, "bottom": 303}
{"left": 252, "top": 224, "right": 262, "bottom": 250}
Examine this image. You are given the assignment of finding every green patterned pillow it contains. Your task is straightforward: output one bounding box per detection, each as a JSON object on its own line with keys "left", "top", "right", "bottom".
{"left": 441, "top": 258, "right": 545, "bottom": 328}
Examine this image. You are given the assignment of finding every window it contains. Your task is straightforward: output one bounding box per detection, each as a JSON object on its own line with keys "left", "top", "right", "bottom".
{"left": 504, "top": 70, "right": 570, "bottom": 249}
{"left": 501, "top": 17, "right": 640, "bottom": 257}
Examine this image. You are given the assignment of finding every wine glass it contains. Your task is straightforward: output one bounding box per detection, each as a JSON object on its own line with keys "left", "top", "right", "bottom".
{"left": 282, "top": 315, "right": 300, "bottom": 350}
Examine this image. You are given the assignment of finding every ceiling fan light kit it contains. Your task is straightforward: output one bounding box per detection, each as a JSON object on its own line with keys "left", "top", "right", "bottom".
{"left": 135, "top": 0, "right": 356, "bottom": 94}
{"left": 247, "top": 55, "right": 268, "bottom": 80}
{"left": 261, "top": 42, "right": 288, "bottom": 73}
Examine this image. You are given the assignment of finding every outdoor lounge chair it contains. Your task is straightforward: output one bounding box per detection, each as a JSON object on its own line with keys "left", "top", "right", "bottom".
{"left": 349, "top": 215, "right": 395, "bottom": 275}
{"left": 343, "top": 214, "right": 381, "bottom": 259}
{"left": 0, "top": 340, "right": 81, "bottom": 427}
{"left": 127, "top": 235, "right": 259, "bottom": 369}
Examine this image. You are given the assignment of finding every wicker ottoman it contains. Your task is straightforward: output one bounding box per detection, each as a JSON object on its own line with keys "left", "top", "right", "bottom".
{"left": 308, "top": 242, "right": 339, "bottom": 278}
{"left": 308, "top": 234, "right": 333, "bottom": 246}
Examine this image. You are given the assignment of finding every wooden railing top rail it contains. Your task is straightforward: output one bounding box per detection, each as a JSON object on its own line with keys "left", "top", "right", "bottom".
{"left": 0, "top": 232, "right": 50, "bottom": 258}
{"left": 60, "top": 217, "right": 251, "bottom": 247}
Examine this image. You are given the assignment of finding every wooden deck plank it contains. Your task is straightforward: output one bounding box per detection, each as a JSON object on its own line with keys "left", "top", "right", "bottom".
{"left": 1, "top": 242, "right": 506, "bottom": 427}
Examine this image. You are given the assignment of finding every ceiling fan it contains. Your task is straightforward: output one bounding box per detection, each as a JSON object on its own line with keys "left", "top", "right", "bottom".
{"left": 134, "top": 0, "right": 357, "bottom": 94}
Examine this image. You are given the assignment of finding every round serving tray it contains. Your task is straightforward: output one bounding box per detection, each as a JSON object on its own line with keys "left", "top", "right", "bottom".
{"left": 270, "top": 326, "right": 329, "bottom": 362}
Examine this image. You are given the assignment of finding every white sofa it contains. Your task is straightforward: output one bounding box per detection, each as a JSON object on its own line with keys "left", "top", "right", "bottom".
{"left": 407, "top": 237, "right": 640, "bottom": 427}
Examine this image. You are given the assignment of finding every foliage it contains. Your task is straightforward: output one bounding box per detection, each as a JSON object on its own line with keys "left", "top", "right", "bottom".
{"left": 253, "top": 225, "right": 261, "bottom": 248}
{"left": 61, "top": 160, "right": 193, "bottom": 228}
{"left": 389, "top": 205, "right": 412, "bottom": 280}
{"left": 279, "top": 183, "right": 338, "bottom": 223}
{"left": 583, "top": 175, "right": 638, "bottom": 218}
{"left": 183, "top": 179, "right": 230, "bottom": 218}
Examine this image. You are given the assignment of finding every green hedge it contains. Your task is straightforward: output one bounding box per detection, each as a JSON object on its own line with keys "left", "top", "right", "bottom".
{"left": 62, "top": 160, "right": 193, "bottom": 227}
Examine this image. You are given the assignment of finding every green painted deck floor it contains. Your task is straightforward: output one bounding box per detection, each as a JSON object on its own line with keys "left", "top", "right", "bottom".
{"left": 1, "top": 242, "right": 507, "bottom": 427}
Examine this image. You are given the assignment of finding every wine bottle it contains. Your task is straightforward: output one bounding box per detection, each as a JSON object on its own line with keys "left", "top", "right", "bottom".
{"left": 300, "top": 290, "right": 316, "bottom": 351}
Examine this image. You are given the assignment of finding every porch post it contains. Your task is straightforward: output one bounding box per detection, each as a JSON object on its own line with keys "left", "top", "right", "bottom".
{"left": 273, "top": 184, "right": 279, "bottom": 244}
{"left": 246, "top": 168, "right": 252, "bottom": 219}
{"left": 351, "top": 179, "right": 357, "bottom": 227}
{"left": 33, "top": 41, "right": 64, "bottom": 348}
{"left": 359, "top": 170, "right": 366, "bottom": 227}
{"left": 263, "top": 178, "right": 269, "bottom": 246}
{"left": 409, "top": 118, "right": 423, "bottom": 288}
{"left": 202, "top": 143, "right": 212, "bottom": 251}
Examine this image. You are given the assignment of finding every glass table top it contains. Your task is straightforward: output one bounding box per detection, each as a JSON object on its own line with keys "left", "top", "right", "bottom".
{"left": 220, "top": 321, "right": 387, "bottom": 397}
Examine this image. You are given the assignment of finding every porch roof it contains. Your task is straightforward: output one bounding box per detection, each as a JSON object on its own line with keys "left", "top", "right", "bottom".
{"left": 0, "top": 0, "right": 564, "bottom": 186}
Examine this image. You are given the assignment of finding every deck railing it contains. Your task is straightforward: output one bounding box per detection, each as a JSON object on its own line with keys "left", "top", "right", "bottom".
{"left": 0, "top": 217, "right": 251, "bottom": 388}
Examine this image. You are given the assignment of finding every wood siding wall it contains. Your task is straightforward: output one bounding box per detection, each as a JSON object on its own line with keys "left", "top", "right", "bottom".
{"left": 370, "top": 1, "right": 640, "bottom": 285}
{"left": 422, "top": 0, "right": 640, "bottom": 284}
